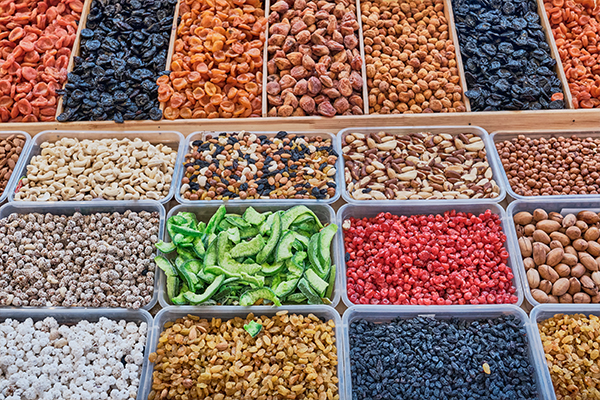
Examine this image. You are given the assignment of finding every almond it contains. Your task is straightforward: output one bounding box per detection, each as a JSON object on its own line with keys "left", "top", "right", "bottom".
{"left": 538, "top": 264, "right": 559, "bottom": 283}
{"left": 568, "top": 277, "right": 581, "bottom": 295}
{"left": 584, "top": 226, "right": 600, "bottom": 241}
{"left": 527, "top": 268, "right": 540, "bottom": 289}
{"left": 577, "top": 210, "right": 600, "bottom": 224}
{"left": 564, "top": 246, "right": 578, "bottom": 256}
{"left": 536, "top": 219, "right": 561, "bottom": 234}
{"left": 533, "top": 242, "right": 549, "bottom": 265}
{"left": 546, "top": 247, "right": 564, "bottom": 266}
{"left": 523, "top": 257, "right": 535, "bottom": 270}
{"left": 524, "top": 224, "right": 536, "bottom": 236}
{"left": 589, "top": 241, "right": 600, "bottom": 256}
{"left": 549, "top": 231, "right": 570, "bottom": 247}
{"left": 579, "top": 253, "right": 599, "bottom": 271}
{"left": 549, "top": 240, "right": 564, "bottom": 249}
{"left": 572, "top": 238, "right": 588, "bottom": 251}
{"left": 570, "top": 263, "right": 586, "bottom": 278}
{"left": 561, "top": 253, "right": 578, "bottom": 266}
{"left": 562, "top": 213, "right": 577, "bottom": 228}
{"left": 533, "top": 229, "right": 551, "bottom": 245}
{"left": 551, "top": 277, "right": 570, "bottom": 296}
{"left": 531, "top": 288, "right": 549, "bottom": 303}
{"left": 575, "top": 220, "right": 588, "bottom": 232}
{"left": 539, "top": 279, "right": 552, "bottom": 294}
{"left": 513, "top": 211, "right": 533, "bottom": 225}
{"left": 533, "top": 209, "right": 548, "bottom": 222}
{"left": 519, "top": 237, "right": 533, "bottom": 258}
{"left": 573, "top": 292, "right": 591, "bottom": 303}
{"left": 566, "top": 226, "right": 582, "bottom": 240}
{"left": 554, "top": 263, "right": 571, "bottom": 277}
{"left": 559, "top": 293, "right": 573, "bottom": 303}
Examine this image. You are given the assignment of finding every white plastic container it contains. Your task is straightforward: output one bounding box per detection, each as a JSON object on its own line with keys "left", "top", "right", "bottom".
{"left": 175, "top": 130, "right": 342, "bottom": 205}
{"left": 529, "top": 304, "right": 600, "bottom": 400}
{"left": 489, "top": 130, "right": 600, "bottom": 201}
{"left": 0, "top": 131, "right": 31, "bottom": 204}
{"left": 7, "top": 130, "right": 186, "bottom": 204}
{"left": 138, "top": 305, "right": 344, "bottom": 400}
{"left": 507, "top": 199, "right": 600, "bottom": 307}
{"left": 158, "top": 202, "right": 341, "bottom": 308}
{"left": 0, "top": 200, "right": 165, "bottom": 311}
{"left": 337, "top": 202, "right": 524, "bottom": 308}
{"left": 337, "top": 126, "right": 506, "bottom": 204}
{"left": 342, "top": 305, "right": 552, "bottom": 400}
{"left": 0, "top": 307, "right": 154, "bottom": 400}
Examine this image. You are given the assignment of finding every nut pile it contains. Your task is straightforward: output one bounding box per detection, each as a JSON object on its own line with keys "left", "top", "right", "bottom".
{"left": 148, "top": 311, "right": 339, "bottom": 400}
{"left": 0, "top": 210, "right": 159, "bottom": 308}
{"left": 0, "top": 317, "right": 147, "bottom": 400}
{"left": 350, "top": 315, "right": 538, "bottom": 399}
{"left": 159, "top": 0, "right": 266, "bottom": 119}
{"left": 343, "top": 131, "right": 500, "bottom": 200}
{"left": 180, "top": 131, "right": 338, "bottom": 200}
{"left": 266, "top": 0, "right": 364, "bottom": 117}
{"left": 0, "top": 134, "right": 26, "bottom": 197}
{"left": 362, "top": 0, "right": 466, "bottom": 114}
{"left": 544, "top": 0, "right": 600, "bottom": 109}
{"left": 0, "top": 0, "right": 83, "bottom": 122}
{"left": 15, "top": 137, "right": 177, "bottom": 202}
{"left": 538, "top": 313, "right": 600, "bottom": 399}
{"left": 496, "top": 134, "right": 600, "bottom": 196}
{"left": 515, "top": 209, "right": 600, "bottom": 304}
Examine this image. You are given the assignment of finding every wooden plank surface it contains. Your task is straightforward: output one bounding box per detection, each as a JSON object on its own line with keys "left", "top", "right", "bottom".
{"left": 1, "top": 108, "right": 598, "bottom": 137}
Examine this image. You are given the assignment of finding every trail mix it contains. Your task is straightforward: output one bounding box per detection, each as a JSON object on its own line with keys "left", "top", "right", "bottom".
{"left": 544, "top": 0, "right": 600, "bottom": 108}
{"left": 538, "top": 313, "right": 600, "bottom": 399}
{"left": 515, "top": 209, "right": 600, "bottom": 304}
{"left": 362, "top": 0, "right": 466, "bottom": 114}
{"left": 148, "top": 312, "right": 339, "bottom": 400}
{"left": 343, "top": 130, "right": 500, "bottom": 200}
{"left": 180, "top": 131, "right": 338, "bottom": 201}
{"left": 350, "top": 315, "right": 538, "bottom": 399}
{"left": 0, "top": 0, "right": 83, "bottom": 122}
{"left": 159, "top": 0, "right": 266, "bottom": 119}
{"left": 57, "top": 0, "right": 176, "bottom": 122}
{"left": 156, "top": 205, "right": 337, "bottom": 305}
{"left": 0, "top": 134, "right": 26, "bottom": 197}
{"left": 496, "top": 134, "right": 600, "bottom": 196}
{"left": 452, "top": 0, "right": 565, "bottom": 111}
{"left": 265, "top": 0, "right": 364, "bottom": 117}
{"left": 0, "top": 210, "right": 159, "bottom": 308}
{"left": 0, "top": 317, "right": 148, "bottom": 400}
{"left": 343, "top": 210, "right": 518, "bottom": 305}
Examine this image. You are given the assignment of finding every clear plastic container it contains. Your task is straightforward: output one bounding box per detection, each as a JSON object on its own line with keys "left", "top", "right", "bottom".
{"left": 7, "top": 130, "right": 186, "bottom": 205}
{"left": 175, "top": 130, "right": 342, "bottom": 205}
{"left": 529, "top": 304, "right": 600, "bottom": 400}
{"left": 337, "top": 126, "right": 506, "bottom": 205}
{"left": 0, "top": 307, "right": 154, "bottom": 400}
{"left": 158, "top": 202, "right": 340, "bottom": 308}
{"left": 489, "top": 130, "right": 600, "bottom": 201}
{"left": 341, "top": 305, "right": 552, "bottom": 400}
{"left": 0, "top": 200, "right": 165, "bottom": 311}
{"left": 337, "top": 202, "right": 524, "bottom": 308}
{"left": 0, "top": 131, "right": 31, "bottom": 204}
{"left": 506, "top": 199, "right": 600, "bottom": 307}
{"left": 138, "top": 305, "right": 344, "bottom": 400}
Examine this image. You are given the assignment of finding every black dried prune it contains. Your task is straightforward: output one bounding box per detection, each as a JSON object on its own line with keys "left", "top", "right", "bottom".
{"left": 57, "top": 0, "right": 176, "bottom": 123}
{"left": 452, "top": 0, "right": 565, "bottom": 111}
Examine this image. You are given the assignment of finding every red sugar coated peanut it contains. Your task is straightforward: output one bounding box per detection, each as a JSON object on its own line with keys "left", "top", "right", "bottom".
{"left": 343, "top": 210, "right": 519, "bottom": 306}
{"left": 0, "top": 0, "right": 82, "bottom": 122}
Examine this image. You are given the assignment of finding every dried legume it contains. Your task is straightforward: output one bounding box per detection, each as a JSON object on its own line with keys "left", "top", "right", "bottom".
{"left": 265, "top": 0, "right": 364, "bottom": 117}
{"left": 0, "top": 0, "right": 83, "bottom": 122}
{"left": 58, "top": 0, "right": 176, "bottom": 122}
{"left": 15, "top": 137, "right": 177, "bottom": 202}
{"left": 343, "top": 210, "right": 518, "bottom": 305}
{"left": 496, "top": 134, "right": 600, "bottom": 196}
{"left": 544, "top": 0, "right": 600, "bottom": 109}
{"left": 0, "top": 316, "right": 147, "bottom": 400}
{"left": 350, "top": 315, "right": 538, "bottom": 400}
{"left": 0, "top": 134, "right": 26, "bottom": 197}
{"left": 159, "top": 0, "right": 266, "bottom": 119}
{"left": 0, "top": 210, "right": 159, "bottom": 308}
{"left": 343, "top": 130, "right": 500, "bottom": 201}
{"left": 453, "top": 0, "right": 565, "bottom": 111}
{"left": 538, "top": 313, "right": 600, "bottom": 400}
{"left": 148, "top": 311, "right": 339, "bottom": 400}
{"left": 515, "top": 208, "right": 600, "bottom": 304}
{"left": 362, "top": 0, "right": 466, "bottom": 114}
{"left": 180, "top": 131, "right": 338, "bottom": 200}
